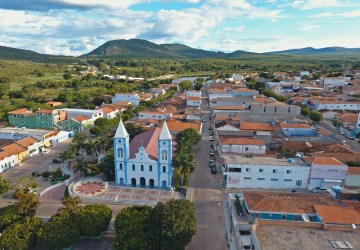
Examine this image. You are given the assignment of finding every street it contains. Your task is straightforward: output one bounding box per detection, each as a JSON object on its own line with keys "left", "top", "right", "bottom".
{"left": 186, "top": 88, "right": 229, "bottom": 250}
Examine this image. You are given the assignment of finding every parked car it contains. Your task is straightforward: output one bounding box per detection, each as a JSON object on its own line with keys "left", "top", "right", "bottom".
{"left": 52, "top": 158, "right": 63, "bottom": 163}
{"left": 339, "top": 131, "right": 345, "bottom": 135}
{"left": 210, "top": 166, "right": 217, "bottom": 174}
{"left": 41, "top": 149, "right": 50, "bottom": 154}
{"left": 209, "top": 160, "right": 215, "bottom": 167}
{"left": 209, "top": 131, "right": 214, "bottom": 136}
{"left": 210, "top": 149, "right": 215, "bottom": 156}
{"left": 311, "top": 187, "right": 330, "bottom": 193}
{"left": 208, "top": 126, "right": 213, "bottom": 130}
{"left": 209, "top": 136, "right": 214, "bottom": 141}
{"left": 202, "top": 119, "right": 206, "bottom": 122}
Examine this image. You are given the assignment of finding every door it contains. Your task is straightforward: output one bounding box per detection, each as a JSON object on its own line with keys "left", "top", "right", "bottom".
{"left": 140, "top": 177, "right": 146, "bottom": 187}
{"left": 131, "top": 178, "right": 136, "bottom": 187}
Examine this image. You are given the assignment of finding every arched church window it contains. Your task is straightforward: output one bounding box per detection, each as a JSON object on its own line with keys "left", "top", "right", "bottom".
{"left": 118, "top": 148, "right": 123, "bottom": 158}
{"left": 161, "top": 150, "right": 167, "bottom": 160}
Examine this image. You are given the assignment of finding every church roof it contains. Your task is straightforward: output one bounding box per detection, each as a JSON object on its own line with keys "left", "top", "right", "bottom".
{"left": 159, "top": 121, "right": 172, "bottom": 140}
{"left": 114, "top": 118, "right": 129, "bottom": 138}
{"left": 130, "top": 127, "right": 162, "bottom": 160}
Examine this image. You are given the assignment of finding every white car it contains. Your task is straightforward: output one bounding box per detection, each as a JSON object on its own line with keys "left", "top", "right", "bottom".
{"left": 41, "top": 149, "right": 51, "bottom": 154}
{"left": 209, "top": 136, "right": 214, "bottom": 141}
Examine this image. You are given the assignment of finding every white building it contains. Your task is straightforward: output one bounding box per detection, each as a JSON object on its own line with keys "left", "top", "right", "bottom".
{"left": 357, "top": 112, "right": 360, "bottom": 128}
{"left": 311, "top": 100, "right": 360, "bottom": 111}
{"left": 219, "top": 138, "right": 266, "bottom": 154}
{"left": 187, "top": 97, "right": 202, "bottom": 107}
{"left": 60, "top": 108, "right": 103, "bottom": 122}
{"left": 112, "top": 93, "right": 140, "bottom": 106}
{"left": 223, "top": 154, "right": 310, "bottom": 189}
{"left": 113, "top": 120, "right": 173, "bottom": 189}
{"left": 320, "top": 77, "right": 348, "bottom": 90}
{"left": 138, "top": 111, "right": 172, "bottom": 120}
{"left": 0, "top": 151, "right": 17, "bottom": 173}
{"left": 186, "top": 90, "right": 201, "bottom": 97}
{"left": 232, "top": 74, "right": 245, "bottom": 81}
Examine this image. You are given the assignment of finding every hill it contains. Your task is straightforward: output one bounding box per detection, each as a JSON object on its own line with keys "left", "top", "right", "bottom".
{"left": 0, "top": 45, "right": 77, "bottom": 63}
{"left": 266, "top": 47, "right": 360, "bottom": 56}
{"left": 85, "top": 39, "right": 259, "bottom": 58}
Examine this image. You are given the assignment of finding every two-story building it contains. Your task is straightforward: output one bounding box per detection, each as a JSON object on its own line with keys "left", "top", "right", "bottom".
{"left": 305, "top": 157, "right": 348, "bottom": 188}
{"left": 138, "top": 111, "right": 172, "bottom": 121}
{"left": 219, "top": 138, "right": 266, "bottom": 155}
{"left": 223, "top": 155, "right": 310, "bottom": 189}
{"left": 186, "top": 97, "right": 202, "bottom": 107}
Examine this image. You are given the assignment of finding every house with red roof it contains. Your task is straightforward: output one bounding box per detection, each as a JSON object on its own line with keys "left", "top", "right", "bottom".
{"left": 114, "top": 119, "right": 173, "bottom": 189}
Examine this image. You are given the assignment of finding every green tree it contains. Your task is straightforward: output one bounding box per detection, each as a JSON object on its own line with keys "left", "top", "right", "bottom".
{"left": 0, "top": 216, "right": 42, "bottom": 250}
{"left": 301, "top": 107, "right": 310, "bottom": 116}
{"left": 0, "top": 204, "right": 22, "bottom": 232}
{"left": 78, "top": 204, "right": 112, "bottom": 237}
{"left": 309, "top": 110, "right": 323, "bottom": 123}
{"left": 63, "top": 73, "right": 72, "bottom": 80}
{"left": 59, "top": 144, "right": 77, "bottom": 169}
{"left": 57, "top": 196, "right": 82, "bottom": 217}
{"left": 98, "top": 149, "right": 115, "bottom": 181}
{"left": 73, "top": 132, "right": 87, "bottom": 157}
{"left": 0, "top": 174, "right": 9, "bottom": 194}
{"left": 38, "top": 215, "right": 80, "bottom": 249}
{"left": 84, "top": 139, "right": 98, "bottom": 157}
{"left": 125, "top": 122, "right": 145, "bottom": 140}
{"left": 16, "top": 192, "right": 40, "bottom": 217}
{"left": 113, "top": 205, "right": 152, "bottom": 250}
{"left": 176, "top": 128, "right": 201, "bottom": 147}
{"left": 150, "top": 199, "right": 197, "bottom": 250}
{"left": 179, "top": 80, "right": 192, "bottom": 91}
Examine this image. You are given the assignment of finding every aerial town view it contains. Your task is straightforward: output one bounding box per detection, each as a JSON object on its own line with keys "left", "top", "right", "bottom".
{"left": 0, "top": 1, "right": 360, "bottom": 250}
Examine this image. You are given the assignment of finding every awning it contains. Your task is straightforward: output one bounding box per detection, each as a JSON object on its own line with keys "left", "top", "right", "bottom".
{"left": 44, "top": 141, "right": 51, "bottom": 148}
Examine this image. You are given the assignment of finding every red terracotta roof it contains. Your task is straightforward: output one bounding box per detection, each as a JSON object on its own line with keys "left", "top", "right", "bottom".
{"left": 17, "top": 137, "right": 39, "bottom": 148}
{"left": 243, "top": 191, "right": 341, "bottom": 214}
{"left": 280, "top": 123, "right": 312, "bottom": 129}
{"left": 305, "top": 157, "right": 347, "bottom": 166}
{"left": 166, "top": 120, "right": 201, "bottom": 133}
{"left": 130, "top": 127, "right": 162, "bottom": 160}
{"left": 35, "top": 109, "right": 53, "bottom": 114}
{"left": 8, "top": 108, "right": 35, "bottom": 115}
{"left": 72, "top": 115, "right": 90, "bottom": 123}
{"left": 220, "top": 138, "right": 265, "bottom": 145}
{"left": 0, "top": 151, "right": 11, "bottom": 161}
{"left": 314, "top": 205, "right": 360, "bottom": 225}
{"left": 187, "top": 97, "right": 201, "bottom": 101}
{"left": 1, "top": 143, "right": 27, "bottom": 155}
{"left": 348, "top": 167, "right": 360, "bottom": 175}
{"left": 240, "top": 122, "right": 276, "bottom": 131}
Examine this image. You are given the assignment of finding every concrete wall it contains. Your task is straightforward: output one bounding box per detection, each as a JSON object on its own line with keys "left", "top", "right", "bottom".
{"left": 221, "top": 144, "right": 266, "bottom": 154}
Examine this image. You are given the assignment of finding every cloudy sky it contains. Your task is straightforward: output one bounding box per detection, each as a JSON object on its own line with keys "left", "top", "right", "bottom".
{"left": 0, "top": 0, "right": 359, "bottom": 56}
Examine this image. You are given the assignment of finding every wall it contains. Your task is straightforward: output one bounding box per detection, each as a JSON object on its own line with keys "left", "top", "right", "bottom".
{"left": 225, "top": 163, "right": 310, "bottom": 189}
{"left": 0, "top": 155, "right": 17, "bottom": 173}
{"left": 138, "top": 112, "right": 171, "bottom": 120}
{"left": 310, "top": 164, "right": 348, "bottom": 180}
{"left": 220, "top": 144, "right": 266, "bottom": 154}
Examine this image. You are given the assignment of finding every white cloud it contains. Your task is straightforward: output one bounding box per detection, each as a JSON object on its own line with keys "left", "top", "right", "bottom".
{"left": 298, "top": 24, "right": 321, "bottom": 30}
{"left": 205, "top": 0, "right": 253, "bottom": 9}
{"left": 59, "top": 0, "right": 148, "bottom": 9}
{"left": 291, "top": 0, "right": 341, "bottom": 10}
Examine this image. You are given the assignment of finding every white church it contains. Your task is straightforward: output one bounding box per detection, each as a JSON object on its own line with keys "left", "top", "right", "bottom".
{"left": 113, "top": 119, "right": 173, "bottom": 190}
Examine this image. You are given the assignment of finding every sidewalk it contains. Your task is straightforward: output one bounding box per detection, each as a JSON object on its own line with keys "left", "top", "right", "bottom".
{"left": 223, "top": 200, "right": 238, "bottom": 250}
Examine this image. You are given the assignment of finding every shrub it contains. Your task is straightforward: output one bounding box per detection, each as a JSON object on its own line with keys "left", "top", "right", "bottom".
{"left": 0, "top": 204, "right": 22, "bottom": 231}
{"left": 78, "top": 204, "right": 112, "bottom": 237}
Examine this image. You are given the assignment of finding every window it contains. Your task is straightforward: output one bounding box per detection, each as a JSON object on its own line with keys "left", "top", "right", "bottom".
{"left": 118, "top": 140, "right": 121, "bottom": 143}
{"left": 286, "top": 170, "right": 292, "bottom": 174}
{"left": 244, "top": 177, "right": 251, "bottom": 180}
{"left": 162, "top": 166, "right": 166, "bottom": 173}
{"left": 119, "top": 163, "right": 123, "bottom": 170}
{"left": 273, "top": 169, "right": 278, "bottom": 173}
{"left": 271, "top": 178, "right": 278, "bottom": 181}
{"left": 141, "top": 165, "right": 144, "bottom": 171}
{"left": 118, "top": 148, "right": 123, "bottom": 158}
{"left": 246, "top": 168, "right": 250, "bottom": 172}
{"left": 149, "top": 165, "right": 152, "bottom": 172}
{"left": 281, "top": 214, "right": 286, "bottom": 220}
{"left": 257, "top": 178, "right": 265, "bottom": 181}
{"left": 228, "top": 168, "right": 241, "bottom": 172}
{"left": 284, "top": 179, "right": 292, "bottom": 182}
{"left": 245, "top": 147, "right": 249, "bottom": 150}
{"left": 132, "top": 164, "right": 135, "bottom": 171}
{"left": 259, "top": 169, "right": 264, "bottom": 173}
{"left": 163, "top": 141, "right": 166, "bottom": 145}
{"left": 296, "top": 180, "right": 302, "bottom": 186}
{"left": 161, "top": 150, "right": 168, "bottom": 161}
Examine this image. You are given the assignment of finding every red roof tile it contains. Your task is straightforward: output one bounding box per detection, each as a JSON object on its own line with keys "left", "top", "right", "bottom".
{"left": 305, "top": 157, "right": 347, "bottom": 166}
{"left": 72, "top": 115, "right": 90, "bottom": 123}
{"left": 314, "top": 205, "right": 360, "bottom": 225}
{"left": 17, "top": 137, "right": 39, "bottom": 148}
{"left": 240, "top": 122, "right": 277, "bottom": 131}
{"left": 130, "top": 127, "right": 162, "bottom": 160}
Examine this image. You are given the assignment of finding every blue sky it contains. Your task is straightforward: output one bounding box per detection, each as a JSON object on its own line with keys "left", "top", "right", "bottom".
{"left": 0, "top": 0, "right": 359, "bottom": 56}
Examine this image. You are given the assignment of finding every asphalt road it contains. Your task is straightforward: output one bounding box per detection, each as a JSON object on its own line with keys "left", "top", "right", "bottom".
{"left": 187, "top": 92, "right": 229, "bottom": 250}
{"left": 319, "top": 120, "right": 360, "bottom": 151}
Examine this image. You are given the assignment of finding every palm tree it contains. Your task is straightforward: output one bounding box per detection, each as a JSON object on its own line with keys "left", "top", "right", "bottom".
{"left": 96, "top": 136, "right": 112, "bottom": 155}
{"left": 72, "top": 132, "right": 87, "bottom": 158}
{"left": 59, "top": 144, "right": 77, "bottom": 169}
{"left": 84, "top": 139, "right": 98, "bottom": 157}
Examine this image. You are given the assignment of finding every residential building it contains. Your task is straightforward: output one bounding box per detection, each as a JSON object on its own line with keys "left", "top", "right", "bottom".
{"left": 1, "top": 143, "right": 27, "bottom": 166}
{"left": 210, "top": 96, "right": 253, "bottom": 108}
{"left": 0, "top": 151, "right": 17, "bottom": 173}
{"left": 112, "top": 93, "right": 140, "bottom": 106}
{"left": 16, "top": 137, "right": 43, "bottom": 157}
{"left": 186, "top": 97, "right": 202, "bottom": 107}
{"left": 98, "top": 107, "right": 120, "bottom": 119}
{"left": 223, "top": 156, "right": 310, "bottom": 189}
{"left": 0, "top": 127, "right": 56, "bottom": 145}
{"left": 113, "top": 120, "right": 173, "bottom": 189}
{"left": 150, "top": 88, "right": 166, "bottom": 96}
{"left": 305, "top": 157, "right": 348, "bottom": 188}
{"left": 46, "top": 101, "right": 62, "bottom": 107}
{"left": 310, "top": 100, "right": 360, "bottom": 111}
{"left": 59, "top": 108, "right": 103, "bottom": 122}
{"left": 186, "top": 90, "right": 201, "bottom": 97}
{"left": 138, "top": 111, "right": 172, "bottom": 120}
{"left": 346, "top": 167, "right": 360, "bottom": 188}
{"left": 251, "top": 219, "right": 360, "bottom": 250}
{"left": 166, "top": 120, "right": 202, "bottom": 135}
{"left": 280, "top": 123, "right": 317, "bottom": 137}
{"left": 8, "top": 108, "right": 64, "bottom": 130}
{"left": 320, "top": 76, "right": 348, "bottom": 90}
{"left": 219, "top": 138, "right": 266, "bottom": 154}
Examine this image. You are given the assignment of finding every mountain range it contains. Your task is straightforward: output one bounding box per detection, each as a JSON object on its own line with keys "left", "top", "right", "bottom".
{"left": 1, "top": 39, "right": 360, "bottom": 62}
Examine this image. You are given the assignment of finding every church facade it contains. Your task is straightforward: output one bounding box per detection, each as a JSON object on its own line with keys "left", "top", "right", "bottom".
{"left": 113, "top": 119, "right": 173, "bottom": 189}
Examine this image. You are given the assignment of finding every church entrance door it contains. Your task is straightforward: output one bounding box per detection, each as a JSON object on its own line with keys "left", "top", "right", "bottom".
{"left": 131, "top": 178, "right": 136, "bottom": 187}
{"left": 140, "top": 177, "right": 146, "bottom": 187}
{"left": 149, "top": 179, "right": 154, "bottom": 188}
